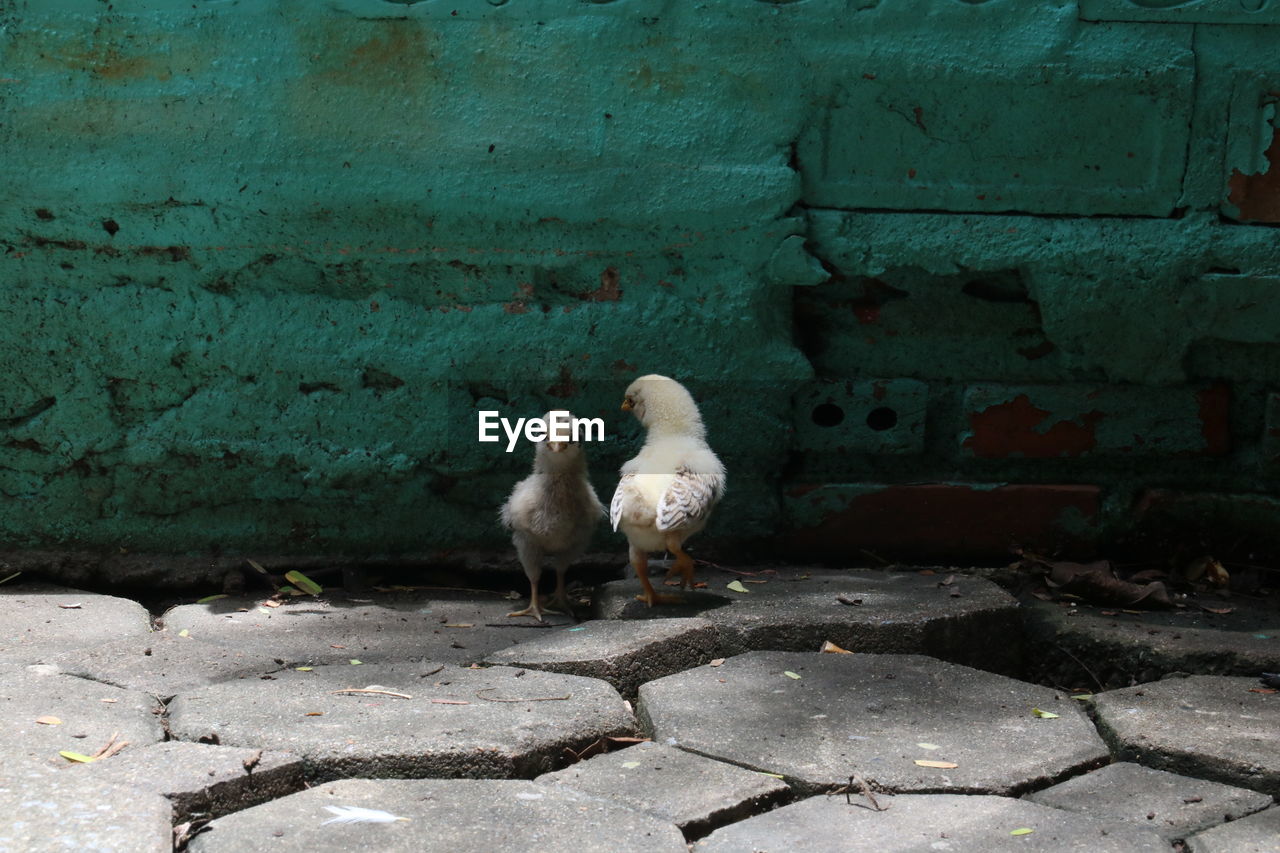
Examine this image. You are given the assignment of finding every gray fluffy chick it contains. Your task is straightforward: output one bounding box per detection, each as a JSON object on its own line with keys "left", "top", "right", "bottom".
{"left": 501, "top": 411, "right": 605, "bottom": 621}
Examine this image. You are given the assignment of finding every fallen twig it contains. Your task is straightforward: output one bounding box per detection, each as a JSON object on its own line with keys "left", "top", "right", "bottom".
{"left": 475, "top": 688, "right": 571, "bottom": 703}
{"left": 90, "top": 732, "right": 129, "bottom": 761}
{"left": 332, "top": 689, "right": 412, "bottom": 699}
{"left": 1054, "top": 643, "right": 1106, "bottom": 693}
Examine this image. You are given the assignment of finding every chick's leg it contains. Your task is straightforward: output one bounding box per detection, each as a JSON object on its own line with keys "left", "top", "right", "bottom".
{"left": 548, "top": 559, "right": 574, "bottom": 620}
{"left": 633, "top": 544, "right": 683, "bottom": 606}
{"left": 664, "top": 534, "right": 696, "bottom": 590}
{"left": 507, "top": 537, "right": 547, "bottom": 621}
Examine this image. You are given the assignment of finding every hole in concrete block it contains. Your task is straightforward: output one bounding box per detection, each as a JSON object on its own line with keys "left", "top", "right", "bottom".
{"left": 811, "top": 403, "right": 845, "bottom": 428}
{"left": 866, "top": 407, "right": 898, "bottom": 431}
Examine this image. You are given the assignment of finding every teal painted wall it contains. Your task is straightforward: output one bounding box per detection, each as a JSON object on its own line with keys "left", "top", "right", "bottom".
{"left": 2, "top": 0, "right": 1278, "bottom": 578}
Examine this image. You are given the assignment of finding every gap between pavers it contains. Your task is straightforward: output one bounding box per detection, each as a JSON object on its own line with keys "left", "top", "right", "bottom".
{"left": 0, "top": 582, "right": 152, "bottom": 666}
{"left": 1092, "top": 675, "right": 1280, "bottom": 797}
{"left": 80, "top": 741, "right": 306, "bottom": 823}
{"left": 593, "top": 568, "right": 1024, "bottom": 674}
{"left": 537, "top": 740, "right": 790, "bottom": 839}
{"left": 187, "top": 778, "right": 687, "bottom": 852}
{"left": 637, "top": 651, "right": 1109, "bottom": 795}
{"left": 1185, "top": 805, "right": 1280, "bottom": 853}
{"left": 166, "top": 661, "right": 637, "bottom": 781}
{"left": 485, "top": 617, "right": 720, "bottom": 699}
{"left": 693, "top": 792, "right": 1170, "bottom": 852}
{"left": 1025, "top": 761, "right": 1273, "bottom": 842}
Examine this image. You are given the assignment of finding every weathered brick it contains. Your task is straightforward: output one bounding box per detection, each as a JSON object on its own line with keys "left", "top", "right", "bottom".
{"left": 1263, "top": 392, "right": 1280, "bottom": 467}
{"left": 783, "top": 483, "right": 1099, "bottom": 560}
{"left": 797, "top": 3, "right": 1193, "bottom": 215}
{"left": 960, "top": 384, "right": 1230, "bottom": 459}
{"left": 1133, "top": 489, "right": 1280, "bottom": 552}
{"left": 1081, "top": 0, "right": 1280, "bottom": 25}
{"left": 791, "top": 378, "right": 926, "bottom": 455}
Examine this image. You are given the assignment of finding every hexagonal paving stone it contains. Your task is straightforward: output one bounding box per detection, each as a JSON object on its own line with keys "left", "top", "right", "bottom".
{"left": 1026, "top": 762, "right": 1273, "bottom": 841}
{"left": 188, "top": 778, "right": 686, "bottom": 852}
{"left": 161, "top": 590, "right": 571, "bottom": 666}
{"left": 637, "top": 651, "right": 1108, "bottom": 794}
{"left": 167, "top": 662, "right": 636, "bottom": 780}
{"left": 1023, "top": 597, "right": 1280, "bottom": 689}
{"left": 0, "top": 664, "right": 164, "bottom": 768}
{"left": 537, "top": 741, "right": 789, "bottom": 838}
{"left": 0, "top": 582, "right": 152, "bottom": 666}
{"left": 694, "top": 793, "right": 1168, "bottom": 852}
{"left": 0, "top": 762, "right": 172, "bottom": 853}
{"left": 1186, "top": 805, "right": 1280, "bottom": 853}
{"left": 485, "top": 618, "right": 720, "bottom": 699}
{"left": 82, "top": 741, "right": 306, "bottom": 822}
{"left": 594, "top": 569, "right": 1022, "bottom": 673}
{"left": 1093, "top": 675, "right": 1280, "bottom": 796}
{"left": 48, "top": 632, "right": 287, "bottom": 699}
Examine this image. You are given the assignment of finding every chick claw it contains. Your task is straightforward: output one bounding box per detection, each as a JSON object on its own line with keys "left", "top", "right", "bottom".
{"left": 507, "top": 597, "right": 564, "bottom": 622}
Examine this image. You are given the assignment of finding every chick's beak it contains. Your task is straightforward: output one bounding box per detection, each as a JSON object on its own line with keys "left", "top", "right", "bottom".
{"left": 547, "top": 441, "right": 567, "bottom": 453}
{"left": 620, "top": 398, "right": 634, "bottom": 411}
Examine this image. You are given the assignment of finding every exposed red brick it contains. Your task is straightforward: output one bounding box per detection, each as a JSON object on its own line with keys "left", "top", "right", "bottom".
{"left": 964, "top": 394, "right": 1103, "bottom": 458}
{"left": 546, "top": 365, "right": 578, "bottom": 398}
{"left": 1227, "top": 125, "right": 1280, "bottom": 223}
{"left": 1194, "top": 383, "right": 1231, "bottom": 456}
{"left": 786, "top": 483, "right": 1099, "bottom": 560}
{"left": 580, "top": 266, "right": 622, "bottom": 301}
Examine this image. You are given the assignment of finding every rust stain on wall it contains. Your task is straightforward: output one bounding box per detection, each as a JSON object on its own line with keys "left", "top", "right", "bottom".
{"left": 964, "top": 394, "right": 1103, "bottom": 458}
{"left": 1196, "top": 383, "right": 1231, "bottom": 456}
{"left": 1228, "top": 126, "right": 1280, "bottom": 222}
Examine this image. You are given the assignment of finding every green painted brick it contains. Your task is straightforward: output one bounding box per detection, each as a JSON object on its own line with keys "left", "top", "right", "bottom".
{"left": 1080, "top": 0, "right": 1280, "bottom": 26}
{"left": 791, "top": 378, "right": 927, "bottom": 456}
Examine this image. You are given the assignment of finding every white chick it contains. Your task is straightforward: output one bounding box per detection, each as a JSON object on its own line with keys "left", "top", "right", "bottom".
{"left": 501, "top": 410, "right": 605, "bottom": 621}
{"left": 610, "top": 375, "right": 725, "bottom": 606}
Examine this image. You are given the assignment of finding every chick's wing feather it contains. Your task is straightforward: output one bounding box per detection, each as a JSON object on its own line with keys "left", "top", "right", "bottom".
{"left": 656, "top": 466, "right": 723, "bottom": 532}
{"left": 609, "top": 473, "right": 633, "bottom": 532}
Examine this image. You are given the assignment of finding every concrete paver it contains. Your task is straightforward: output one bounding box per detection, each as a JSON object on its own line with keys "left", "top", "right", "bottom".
{"left": 186, "top": 778, "right": 687, "bottom": 852}
{"left": 48, "top": 632, "right": 286, "bottom": 699}
{"left": 82, "top": 741, "right": 306, "bottom": 822}
{"left": 0, "top": 583, "right": 152, "bottom": 666}
{"left": 161, "top": 590, "right": 571, "bottom": 666}
{"left": 0, "top": 763, "right": 172, "bottom": 853}
{"left": 1185, "top": 805, "right": 1280, "bottom": 853}
{"left": 537, "top": 741, "right": 789, "bottom": 838}
{"left": 638, "top": 651, "right": 1108, "bottom": 794}
{"left": 1093, "top": 675, "right": 1280, "bottom": 796}
{"left": 0, "top": 664, "right": 164, "bottom": 768}
{"left": 595, "top": 569, "right": 1023, "bottom": 673}
{"left": 167, "top": 662, "right": 636, "bottom": 781}
{"left": 1026, "top": 761, "right": 1274, "bottom": 841}
{"left": 486, "top": 617, "right": 720, "bottom": 698}
{"left": 694, "top": 792, "right": 1169, "bottom": 852}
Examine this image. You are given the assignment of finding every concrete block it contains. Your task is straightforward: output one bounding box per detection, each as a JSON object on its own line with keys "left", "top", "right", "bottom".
{"left": 82, "top": 741, "right": 306, "bottom": 823}
{"left": 1027, "top": 762, "right": 1274, "bottom": 842}
{"left": 696, "top": 792, "right": 1167, "bottom": 853}
{"left": 187, "top": 778, "right": 686, "bottom": 853}
{"left": 797, "top": 4, "right": 1193, "bottom": 215}
{"left": 593, "top": 568, "right": 1022, "bottom": 674}
{"left": 791, "top": 379, "right": 927, "bottom": 456}
{"left": 1081, "top": 0, "right": 1280, "bottom": 25}
{"left": 960, "top": 384, "right": 1231, "bottom": 458}
{"left": 637, "top": 651, "right": 1109, "bottom": 795}
{"left": 1186, "top": 805, "right": 1280, "bottom": 853}
{"left": 48, "top": 631, "right": 287, "bottom": 700}
{"left": 0, "top": 583, "right": 152, "bottom": 666}
{"left": 0, "top": 664, "right": 164, "bottom": 769}
{"left": 0, "top": 764, "right": 172, "bottom": 853}
{"left": 167, "top": 662, "right": 636, "bottom": 781}
{"left": 1094, "top": 675, "right": 1280, "bottom": 796}
{"left": 537, "top": 741, "right": 789, "bottom": 839}
{"left": 783, "top": 484, "right": 1099, "bottom": 561}
{"left": 484, "top": 618, "right": 720, "bottom": 700}
{"left": 161, "top": 591, "right": 578, "bottom": 667}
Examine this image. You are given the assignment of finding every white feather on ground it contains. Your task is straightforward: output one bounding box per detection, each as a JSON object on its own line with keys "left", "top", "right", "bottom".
{"left": 321, "top": 805, "right": 410, "bottom": 825}
{"left": 610, "top": 375, "right": 724, "bottom": 605}
{"left": 501, "top": 410, "right": 605, "bottom": 621}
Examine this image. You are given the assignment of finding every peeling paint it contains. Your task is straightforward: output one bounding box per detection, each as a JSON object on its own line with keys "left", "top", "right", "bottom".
{"left": 964, "top": 395, "right": 1103, "bottom": 459}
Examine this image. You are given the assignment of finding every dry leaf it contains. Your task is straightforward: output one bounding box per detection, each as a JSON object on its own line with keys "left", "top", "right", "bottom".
{"left": 820, "top": 641, "right": 853, "bottom": 654}
{"left": 305, "top": 712, "right": 323, "bottom": 716}
{"left": 444, "top": 623, "right": 474, "bottom": 628}
{"left": 620, "top": 761, "right": 641, "bottom": 769}
{"left": 917, "top": 742, "right": 940, "bottom": 750}
{"left": 1031, "top": 708, "right": 1060, "bottom": 719}
{"left": 349, "top": 659, "right": 363, "bottom": 665}
{"left": 284, "top": 570, "right": 323, "bottom": 595}
{"left": 1201, "top": 606, "right": 1234, "bottom": 615}
{"left": 178, "top": 629, "right": 190, "bottom": 637}
{"left": 1010, "top": 828, "right": 1034, "bottom": 836}
{"left": 431, "top": 699, "right": 470, "bottom": 705}
{"left": 783, "top": 671, "right": 802, "bottom": 680}
{"left": 709, "top": 658, "right": 726, "bottom": 667}
{"left": 35, "top": 716, "right": 62, "bottom": 726}
{"left": 726, "top": 580, "right": 749, "bottom": 594}
{"left": 57, "top": 603, "right": 82, "bottom": 609}
{"left": 1249, "top": 688, "right": 1278, "bottom": 694}
{"left": 59, "top": 751, "right": 95, "bottom": 763}
{"left": 914, "top": 760, "right": 958, "bottom": 769}
{"left": 262, "top": 600, "right": 281, "bottom": 608}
